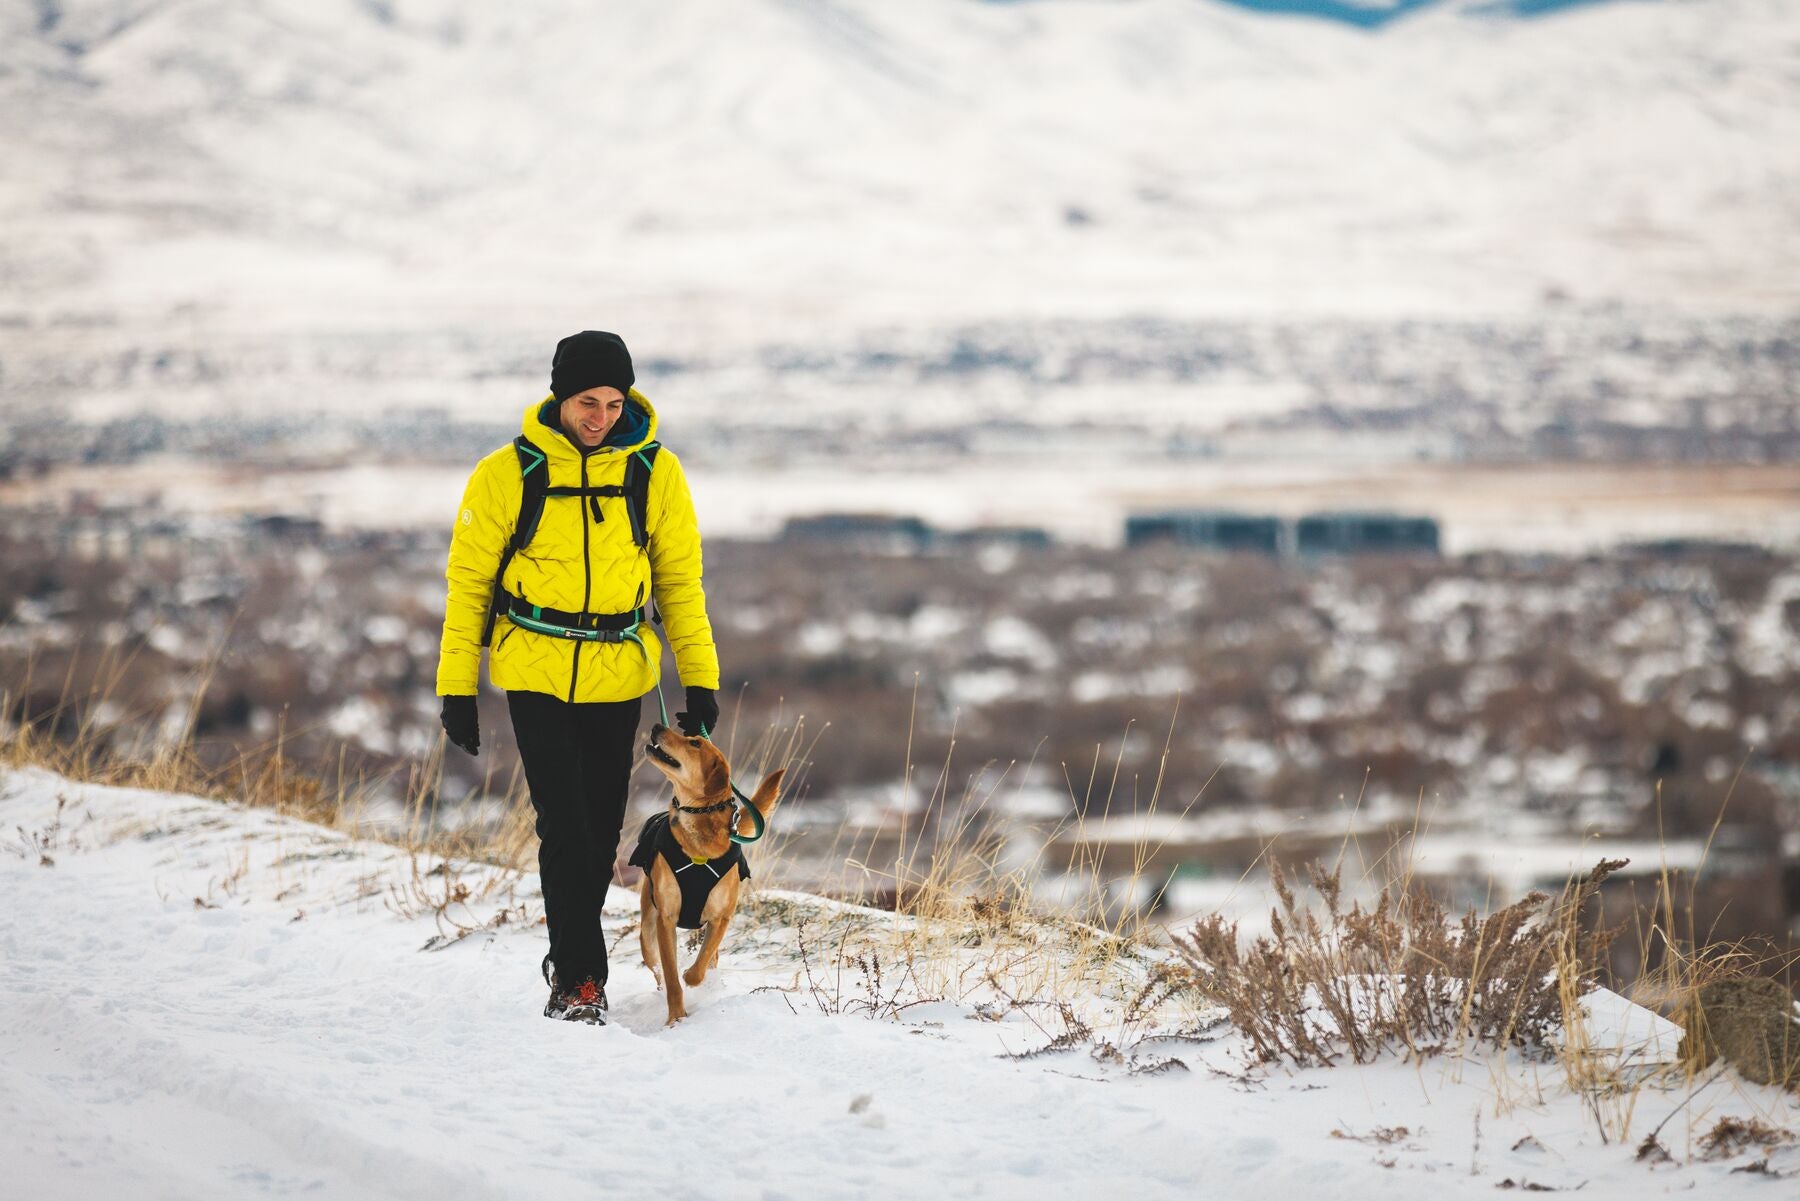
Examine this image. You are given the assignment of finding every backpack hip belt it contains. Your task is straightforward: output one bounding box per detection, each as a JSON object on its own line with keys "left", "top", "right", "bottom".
{"left": 500, "top": 594, "right": 644, "bottom": 643}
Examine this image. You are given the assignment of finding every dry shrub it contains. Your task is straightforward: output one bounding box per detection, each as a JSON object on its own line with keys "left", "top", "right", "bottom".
{"left": 783, "top": 918, "right": 942, "bottom": 1020}
{"left": 1170, "top": 857, "right": 1626, "bottom": 1067}
{"left": 1697, "top": 1116, "right": 1794, "bottom": 1161}
{"left": 992, "top": 971, "right": 1226, "bottom": 1077}
{"left": 1677, "top": 976, "right": 1800, "bottom": 1089}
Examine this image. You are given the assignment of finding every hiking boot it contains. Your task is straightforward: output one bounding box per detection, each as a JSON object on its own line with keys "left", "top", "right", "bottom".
{"left": 544, "top": 974, "right": 609, "bottom": 1025}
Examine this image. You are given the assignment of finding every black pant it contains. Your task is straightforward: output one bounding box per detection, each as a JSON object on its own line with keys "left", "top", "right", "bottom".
{"left": 507, "top": 689, "right": 642, "bottom": 987}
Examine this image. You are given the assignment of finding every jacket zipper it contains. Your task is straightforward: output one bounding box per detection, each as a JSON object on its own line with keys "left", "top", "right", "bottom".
{"left": 568, "top": 453, "right": 594, "bottom": 703}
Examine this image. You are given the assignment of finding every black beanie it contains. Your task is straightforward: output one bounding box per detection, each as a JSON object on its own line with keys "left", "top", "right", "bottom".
{"left": 550, "top": 331, "right": 635, "bottom": 402}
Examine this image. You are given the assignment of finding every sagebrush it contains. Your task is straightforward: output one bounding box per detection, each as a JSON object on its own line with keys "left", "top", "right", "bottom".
{"left": 1171, "top": 857, "right": 1625, "bottom": 1067}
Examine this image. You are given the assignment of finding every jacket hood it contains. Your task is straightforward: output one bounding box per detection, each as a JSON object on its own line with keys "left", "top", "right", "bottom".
{"left": 524, "top": 389, "right": 659, "bottom": 464}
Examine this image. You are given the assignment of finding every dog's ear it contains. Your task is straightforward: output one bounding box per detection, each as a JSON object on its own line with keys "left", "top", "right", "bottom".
{"left": 699, "top": 753, "right": 731, "bottom": 799}
{"left": 738, "top": 767, "right": 785, "bottom": 836}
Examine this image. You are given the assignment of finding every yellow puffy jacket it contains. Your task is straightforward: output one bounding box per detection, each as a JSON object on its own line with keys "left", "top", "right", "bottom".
{"left": 436, "top": 393, "right": 720, "bottom": 703}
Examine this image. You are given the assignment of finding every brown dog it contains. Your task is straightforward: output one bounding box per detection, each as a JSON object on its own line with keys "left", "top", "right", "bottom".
{"left": 633, "top": 722, "right": 783, "bottom": 1025}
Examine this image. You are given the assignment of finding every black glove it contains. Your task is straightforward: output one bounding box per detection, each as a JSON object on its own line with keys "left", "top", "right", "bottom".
{"left": 677, "top": 687, "right": 719, "bottom": 738}
{"left": 440, "top": 695, "right": 480, "bottom": 756}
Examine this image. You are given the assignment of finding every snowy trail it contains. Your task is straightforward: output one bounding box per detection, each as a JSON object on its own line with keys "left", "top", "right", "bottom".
{"left": 3, "top": 768, "right": 1795, "bottom": 1200}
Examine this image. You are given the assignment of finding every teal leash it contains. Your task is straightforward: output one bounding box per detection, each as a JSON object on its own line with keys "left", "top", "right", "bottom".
{"left": 728, "top": 788, "right": 766, "bottom": 844}
{"left": 643, "top": 637, "right": 763, "bottom": 844}
{"left": 630, "top": 627, "right": 672, "bottom": 728}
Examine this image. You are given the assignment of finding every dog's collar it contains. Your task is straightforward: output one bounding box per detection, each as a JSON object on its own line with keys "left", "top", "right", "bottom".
{"left": 670, "top": 788, "right": 766, "bottom": 843}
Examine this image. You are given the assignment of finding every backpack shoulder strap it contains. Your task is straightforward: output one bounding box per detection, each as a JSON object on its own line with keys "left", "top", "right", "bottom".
{"left": 480, "top": 437, "right": 549, "bottom": 648}
{"left": 511, "top": 436, "right": 550, "bottom": 551}
{"left": 622, "top": 441, "right": 661, "bottom": 550}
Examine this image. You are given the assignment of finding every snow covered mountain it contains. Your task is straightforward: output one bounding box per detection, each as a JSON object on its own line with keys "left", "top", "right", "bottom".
{"left": 2, "top": 0, "right": 1795, "bottom": 352}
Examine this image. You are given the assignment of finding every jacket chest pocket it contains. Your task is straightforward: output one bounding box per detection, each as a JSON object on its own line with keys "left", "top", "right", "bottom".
{"left": 522, "top": 498, "right": 588, "bottom": 564}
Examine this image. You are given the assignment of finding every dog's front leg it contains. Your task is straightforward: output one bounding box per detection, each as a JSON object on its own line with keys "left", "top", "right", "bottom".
{"left": 656, "top": 910, "right": 687, "bottom": 1024}
{"left": 648, "top": 861, "right": 688, "bottom": 1022}
{"left": 684, "top": 914, "right": 731, "bottom": 989}
{"left": 638, "top": 881, "right": 662, "bottom": 989}
{"left": 684, "top": 874, "right": 738, "bottom": 988}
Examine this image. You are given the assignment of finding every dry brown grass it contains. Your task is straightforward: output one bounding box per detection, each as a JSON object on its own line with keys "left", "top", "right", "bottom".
{"left": 716, "top": 697, "right": 1236, "bottom": 1050}
{"left": 1696, "top": 1115, "right": 1795, "bottom": 1161}
{"left": 2, "top": 654, "right": 553, "bottom": 949}
{"left": 1169, "top": 857, "right": 1627, "bottom": 1068}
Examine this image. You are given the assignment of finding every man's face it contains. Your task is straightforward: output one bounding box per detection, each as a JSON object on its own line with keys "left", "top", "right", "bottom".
{"left": 559, "top": 386, "right": 626, "bottom": 448}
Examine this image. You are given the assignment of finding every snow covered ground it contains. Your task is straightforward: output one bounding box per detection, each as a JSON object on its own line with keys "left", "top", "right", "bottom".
{"left": 4, "top": 766, "right": 1796, "bottom": 1199}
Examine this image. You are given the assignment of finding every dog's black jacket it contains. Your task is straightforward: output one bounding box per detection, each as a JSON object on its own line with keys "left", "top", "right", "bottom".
{"left": 628, "top": 811, "right": 749, "bottom": 929}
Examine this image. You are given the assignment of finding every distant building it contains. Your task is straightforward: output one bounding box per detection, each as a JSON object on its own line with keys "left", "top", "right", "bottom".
{"left": 1125, "top": 510, "right": 1282, "bottom": 554}
{"left": 941, "top": 525, "right": 1053, "bottom": 551}
{"left": 1618, "top": 538, "right": 1767, "bottom": 560}
{"left": 780, "top": 513, "right": 934, "bottom": 553}
{"left": 1295, "top": 511, "right": 1439, "bottom": 556}
{"left": 247, "top": 514, "right": 326, "bottom": 545}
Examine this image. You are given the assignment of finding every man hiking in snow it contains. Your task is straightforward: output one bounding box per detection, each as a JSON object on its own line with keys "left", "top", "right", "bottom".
{"left": 435, "top": 330, "right": 721, "bottom": 1024}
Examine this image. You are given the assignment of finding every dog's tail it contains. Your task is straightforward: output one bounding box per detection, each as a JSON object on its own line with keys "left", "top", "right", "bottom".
{"left": 737, "top": 768, "right": 785, "bottom": 839}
